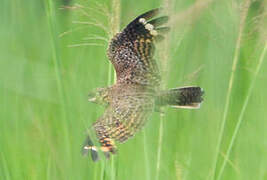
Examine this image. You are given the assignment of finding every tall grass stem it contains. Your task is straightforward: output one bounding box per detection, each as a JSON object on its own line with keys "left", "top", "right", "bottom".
{"left": 108, "top": 0, "right": 121, "bottom": 179}
{"left": 217, "top": 42, "right": 267, "bottom": 180}
{"left": 210, "top": 1, "right": 251, "bottom": 179}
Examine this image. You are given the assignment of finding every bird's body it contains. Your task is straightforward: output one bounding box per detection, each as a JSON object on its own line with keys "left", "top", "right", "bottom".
{"left": 95, "top": 84, "right": 155, "bottom": 143}
{"left": 82, "top": 9, "right": 204, "bottom": 161}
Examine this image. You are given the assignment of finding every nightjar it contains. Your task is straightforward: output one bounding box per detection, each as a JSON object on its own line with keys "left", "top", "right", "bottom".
{"left": 82, "top": 8, "right": 204, "bottom": 161}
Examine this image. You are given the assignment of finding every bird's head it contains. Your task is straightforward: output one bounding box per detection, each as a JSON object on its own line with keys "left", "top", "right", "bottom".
{"left": 88, "top": 87, "right": 109, "bottom": 105}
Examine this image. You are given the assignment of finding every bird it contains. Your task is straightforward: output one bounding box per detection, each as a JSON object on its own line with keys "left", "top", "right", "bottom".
{"left": 82, "top": 8, "right": 204, "bottom": 162}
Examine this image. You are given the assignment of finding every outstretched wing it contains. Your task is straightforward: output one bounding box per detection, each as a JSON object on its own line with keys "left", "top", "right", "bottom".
{"left": 107, "top": 9, "right": 169, "bottom": 87}
{"left": 90, "top": 92, "right": 154, "bottom": 159}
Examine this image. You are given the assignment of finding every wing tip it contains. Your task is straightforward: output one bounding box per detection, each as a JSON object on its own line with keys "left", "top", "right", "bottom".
{"left": 137, "top": 16, "right": 169, "bottom": 38}
{"left": 82, "top": 135, "right": 100, "bottom": 162}
{"left": 82, "top": 145, "right": 100, "bottom": 162}
{"left": 138, "top": 8, "right": 162, "bottom": 20}
{"left": 82, "top": 134, "right": 118, "bottom": 162}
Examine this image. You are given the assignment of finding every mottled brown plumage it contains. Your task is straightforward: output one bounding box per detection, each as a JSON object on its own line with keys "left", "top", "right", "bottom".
{"left": 107, "top": 9, "right": 166, "bottom": 87}
{"left": 82, "top": 9, "right": 204, "bottom": 161}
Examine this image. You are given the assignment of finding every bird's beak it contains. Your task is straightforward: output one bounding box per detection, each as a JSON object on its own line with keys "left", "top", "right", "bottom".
{"left": 88, "top": 97, "right": 96, "bottom": 102}
{"left": 88, "top": 92, "right": 96, "bottom": 102}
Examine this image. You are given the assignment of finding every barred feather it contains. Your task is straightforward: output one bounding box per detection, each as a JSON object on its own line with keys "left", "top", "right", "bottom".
{"left": 156, "top": 86, "right": 204, "bottom": 109}
{"left": 107, "top": 8, "right": 169, "bottom": 87}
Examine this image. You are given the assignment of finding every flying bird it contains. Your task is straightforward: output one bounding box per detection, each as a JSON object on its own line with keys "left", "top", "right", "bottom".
{"left": 82, "top": 8, "right": 204, "bottom": 161}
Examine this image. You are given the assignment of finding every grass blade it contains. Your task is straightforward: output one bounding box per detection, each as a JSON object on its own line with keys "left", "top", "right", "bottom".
{"left": 210, "top": 1, "right": 251, "bottom": 179}
{"left": 217, "top": 42, "right": 267, "bottom": 180}
{"left": 108, "top": 0, "right": 120, "bottom": 180}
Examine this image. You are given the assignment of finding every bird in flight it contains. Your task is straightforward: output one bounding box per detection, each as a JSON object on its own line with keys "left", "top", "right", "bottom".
{"left": 82, "top": 8, "right": 204, "bottom": 161}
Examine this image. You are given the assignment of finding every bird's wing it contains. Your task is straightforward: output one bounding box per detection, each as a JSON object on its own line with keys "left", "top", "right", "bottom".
{"left": 92, "top": 92, "right": 154, "bottom": 156}
{"left": 107, "top": 8, "right": 169, "bottom": 86}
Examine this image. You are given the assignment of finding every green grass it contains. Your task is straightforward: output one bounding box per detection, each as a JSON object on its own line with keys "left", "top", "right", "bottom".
{"left": 1, "top": 0, "right": 267, "bottom": 180}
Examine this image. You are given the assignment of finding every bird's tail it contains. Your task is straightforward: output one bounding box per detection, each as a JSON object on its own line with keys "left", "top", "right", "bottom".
{"left": 156, "top": 86, "right": 204, "bottom": 109}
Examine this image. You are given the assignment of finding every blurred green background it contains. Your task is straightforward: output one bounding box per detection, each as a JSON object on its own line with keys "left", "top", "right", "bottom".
{"left": 0, "top": 0, "right": 266, "bottom": 180}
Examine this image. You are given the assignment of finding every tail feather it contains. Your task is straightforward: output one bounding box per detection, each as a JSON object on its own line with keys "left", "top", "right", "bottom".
{"left": 156, "top": 86, "right": 204, "bottom": 109}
